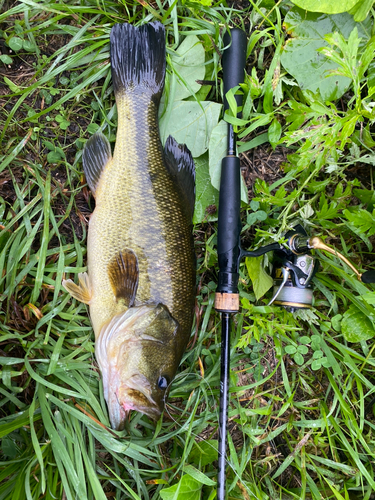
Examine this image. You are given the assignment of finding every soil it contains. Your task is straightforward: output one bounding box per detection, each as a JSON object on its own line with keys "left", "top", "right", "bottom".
{"left": 241, "top": 144, "right": 289, "bottom": 199}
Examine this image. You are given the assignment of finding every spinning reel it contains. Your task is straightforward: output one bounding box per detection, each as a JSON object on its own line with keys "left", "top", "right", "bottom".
{"left": 243, "top": 225, "right": 375, "bottom": 311}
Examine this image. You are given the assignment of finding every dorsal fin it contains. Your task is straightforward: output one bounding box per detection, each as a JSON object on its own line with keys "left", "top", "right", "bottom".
{"left": 107, "top": 249, "right": 139, "bottom": 307}
{"left": 82, "top": 133, "right": 112, "bottom": 195}
{"left": 164, "top": 135, "right": 195, "bottom": 220}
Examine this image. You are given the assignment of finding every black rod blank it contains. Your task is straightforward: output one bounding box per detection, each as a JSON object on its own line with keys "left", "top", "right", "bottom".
{"left": 215, "top": 27, "right": 247, "bottom": 500}
{"left": 217, "top": 312, "right": 231, "bottom": 500}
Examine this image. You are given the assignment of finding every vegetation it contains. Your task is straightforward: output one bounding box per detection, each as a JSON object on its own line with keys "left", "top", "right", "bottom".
{"left": 1, "top": 0, "right": 375, "bottom": 498}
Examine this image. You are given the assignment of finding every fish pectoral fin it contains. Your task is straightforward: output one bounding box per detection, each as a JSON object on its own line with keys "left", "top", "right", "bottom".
{"left": 164, "top": 135, "right": 195, "bottom": 221}
{"left": 82, "top": 133, "right": 112, "bottom": 195}
{"left": 108, "top": 249, "right": 139, "bottom": 307}
{"left": 62, "top": 272, "right": 92, "bottom": 304}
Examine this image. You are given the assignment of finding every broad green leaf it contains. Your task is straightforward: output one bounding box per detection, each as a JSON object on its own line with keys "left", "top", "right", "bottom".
{"left": 183, "top": 464, "right": 216, "bottom": 486}
{"left": 23, "top": 40, "right": 36, "bottom": 52}
{"left": 189, "top": 440, "right": 218, "bottom": 467}
{"left": 59, "top": 119, "right": 70, "bottom": 130}
{"left": 362, "top": 292, "right": 375, "bottom": 305}
{"left": 331, "top": 313, "right": 342, "bottom": 331}
{"left": 341, "top": 305, "right": 375, "bottom": 342}
{"left": 8, "top": 36, "right": 23, "bottom": 51}
{"left": 0, "top": 54, "right": 12, "bottom": 64}
{"left": 160, "top": 475, "right": 202, "bottom": 500}
{"left": 353, "top": 188, "right": 375, "bottom": 208}
{"left": 350, "top": 0, "right": 374, "bottom": 22}
{"left": 281, "top": 8, "right": 372, "bottom": 101}
{"left": 250, "top": 200, "right": 259, "bottom": 211}
{"left": 313, "top": 350, "right": 324, "bottom": 359}
{"left": 299, "top": 336, "right": 311, "bottom": 344}
{"left": 285, "top": 345, "right": 297, "bottom": 354}
{"left": 294, "top": 352, "right": 305, "bottom": 365}
{"left": 208, "top": 120, "right": 227, "bottom": 190}
{"left": 298, "top": 345, "right": 309, "bottom": 355}
{"left": 193, "top": 154, "right": 219, "bottom": 224}
{"left": 268, "top": 117, "right": 282, "bottom": 148}
{"left": 48, "top": 151, "right": 64, "bottom": 163}
{"left": 290, "top": 0, "right": 360, "bottom": 13}
{"left": 171, "top": 35, "right": 206, "bottom": 101}
{"left": 311, "top": 359, "right": 322, "bottom": 370}
{"left": 160, "top": 101, "right": 221, "bottom": 157}
{"left": 159, "top": 35, "right": 206, "bottom": 124}
{"left": 245, "top": 256, "right": 273, "bottom": 300}
{"left": 311, "top": 339, "right": 321, "bottom": 350}
{"left": 208, "top": 120, "right": 248, "bottom": 203}
{"left": 87, "top": 123, "right": 99, "bottom": 134}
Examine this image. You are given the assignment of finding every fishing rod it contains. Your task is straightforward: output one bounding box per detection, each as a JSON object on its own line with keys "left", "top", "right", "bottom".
{"left": 215, "top": 26, "right": 375, "bottom": 500}
{"left": 215, "top": 27, "right": 247, "bottom": 500}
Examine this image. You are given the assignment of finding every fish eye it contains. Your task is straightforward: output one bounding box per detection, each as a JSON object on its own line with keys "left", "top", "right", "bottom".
{"left": 157, "top": 376, "right": 169, "bottom": 390}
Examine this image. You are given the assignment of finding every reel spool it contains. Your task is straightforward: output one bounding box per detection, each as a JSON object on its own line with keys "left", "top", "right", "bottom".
{"left": 243, "top": 225, "right": 375, "bottom": 311}
{"left": 269, "top": 227, "right": 318, "bottom": 310}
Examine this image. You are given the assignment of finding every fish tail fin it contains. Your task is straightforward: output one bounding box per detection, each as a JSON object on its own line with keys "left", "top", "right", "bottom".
{"left": 110, "top": 22, "right": 165, "bottom": 103}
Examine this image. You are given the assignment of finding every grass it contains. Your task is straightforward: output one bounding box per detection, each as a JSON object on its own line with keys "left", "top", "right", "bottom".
{"left": 1, "top": 0, "right": 375, "bottom": 499}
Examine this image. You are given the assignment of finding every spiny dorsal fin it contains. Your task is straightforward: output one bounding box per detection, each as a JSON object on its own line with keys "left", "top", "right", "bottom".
{"left": 82, "top": 133, "right": 112, "bottom": 195}
{"left": 164, "top": 135, "right": 195, "bottom": 220}
{"left": 110, "top": 22, "right": 165, "bottom": 103}
{"left": 62, "top": 272, "right": 92, "bottom": 304}
{"left": 108, "top": 249, "right": 139, "bottom": 307}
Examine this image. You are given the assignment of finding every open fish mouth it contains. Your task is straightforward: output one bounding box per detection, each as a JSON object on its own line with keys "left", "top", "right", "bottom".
{"left": 122, "top": 373, "right": 162, "bottom": 418}
{"left": 107, "top": 386, "right": 161, "bottom": 430}
{"left": 96, "top": 305, "right": 176, "bottom": 430}
{"left": 121, "top": 389, "right": 161, "bottom": 420}
{"left": 105, "top": 372, "right": 162, "bottom": 430}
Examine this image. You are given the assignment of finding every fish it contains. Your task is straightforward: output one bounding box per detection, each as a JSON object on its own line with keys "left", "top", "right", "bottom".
{"left": 62, "top": 22, "right": 196, "bottom": 430}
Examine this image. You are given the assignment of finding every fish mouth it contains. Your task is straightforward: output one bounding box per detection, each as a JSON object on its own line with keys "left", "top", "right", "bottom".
{"left": 107, "top": 374, "right": 162, "bottom": 430}
{"left": 121, "top": 388, "right": 162, "bottom": 420}
{"left": 107, "top": 391, "right": 128, "bottom": 431}
{"left": 96, "top": 306, "right": 173, "bottom": 430}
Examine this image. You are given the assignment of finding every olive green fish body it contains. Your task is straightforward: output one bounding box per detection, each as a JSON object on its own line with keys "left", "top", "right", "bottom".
{"left": 63, "top": 22, "right": 196, "bottom": 430}
{"left": 88, "top": 92, "right": 195, "bottom": 353}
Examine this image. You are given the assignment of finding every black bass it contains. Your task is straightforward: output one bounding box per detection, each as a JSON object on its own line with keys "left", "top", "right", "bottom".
{"left": 63, "top": 22, "right": 196, "bottom": 430}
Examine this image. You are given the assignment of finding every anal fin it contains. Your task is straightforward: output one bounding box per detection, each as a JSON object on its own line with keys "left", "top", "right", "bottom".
{"left": 108, "top": 249, "right": 139, "bottom": 307}
{"left": 82, "top": 133, "right": 112, "bottom": 195}
{"left": 164, "top": 136, "right": 195, "bottom": 220}
{"left": 62, "top": 272, "right": 92, "bottom": 304}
